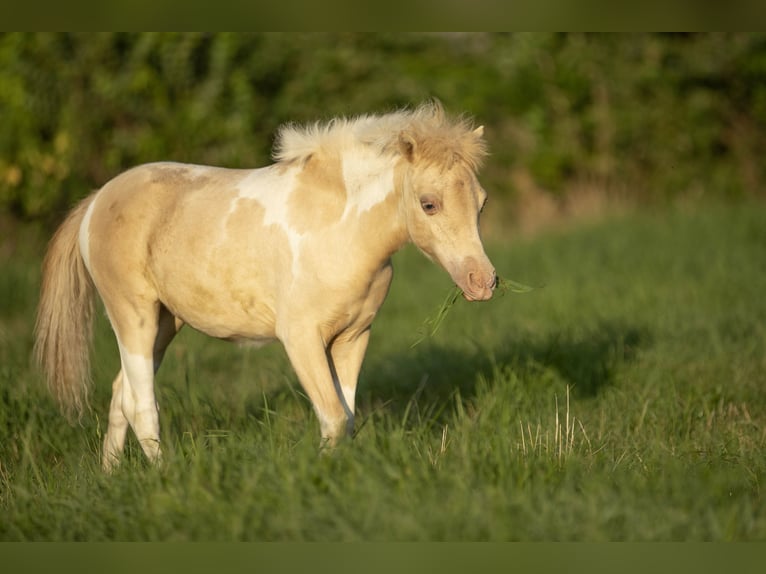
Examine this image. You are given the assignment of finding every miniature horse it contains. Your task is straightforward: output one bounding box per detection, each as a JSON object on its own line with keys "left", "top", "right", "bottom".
{"left": 34, "top": 102, "right": 497, "bottom": 470}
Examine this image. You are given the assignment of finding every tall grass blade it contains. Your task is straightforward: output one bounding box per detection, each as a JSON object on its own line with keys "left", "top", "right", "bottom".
{"left": 410, "top": 277, "right": 538, "bottom": 347}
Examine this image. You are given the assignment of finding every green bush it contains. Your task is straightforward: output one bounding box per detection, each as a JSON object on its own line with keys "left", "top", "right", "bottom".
{"left": 1, "top": 33, "right": 765, "bottom": 224}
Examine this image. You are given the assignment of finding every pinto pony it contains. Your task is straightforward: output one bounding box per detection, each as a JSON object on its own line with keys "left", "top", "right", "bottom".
{"left": 34, "top": 102, "right": 497, "bottom": 470}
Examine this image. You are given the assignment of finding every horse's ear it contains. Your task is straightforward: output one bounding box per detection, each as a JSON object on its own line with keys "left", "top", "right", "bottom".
{"left": 398, "top": 131, "right": 417, "bottom": 163}
{"left": 473, "top": 125, "right": 484, "bottom": 137}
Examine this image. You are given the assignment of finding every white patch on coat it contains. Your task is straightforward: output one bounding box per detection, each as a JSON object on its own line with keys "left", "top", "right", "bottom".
{"left": 341, "top": 153, "right": 395, "bottom": 218}
{"left": 235, "top": 165, "right": 304, "bottom": 275}
{"left": 79, "top": 194, "right": 98, "bottom": 273}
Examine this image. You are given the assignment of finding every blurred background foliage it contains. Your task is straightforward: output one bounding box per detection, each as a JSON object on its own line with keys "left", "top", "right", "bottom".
{"left": 1, "top": 32, "right": 765, "bottom": 226}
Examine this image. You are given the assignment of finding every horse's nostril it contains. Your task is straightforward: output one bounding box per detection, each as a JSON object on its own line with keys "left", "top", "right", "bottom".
{"left": 491, "top": 274, "right": 499, "bottom": 289}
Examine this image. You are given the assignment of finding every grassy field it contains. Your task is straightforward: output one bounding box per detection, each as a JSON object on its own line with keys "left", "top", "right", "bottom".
{"left": 1, "top": 200, "right": 765, "bottom": 540}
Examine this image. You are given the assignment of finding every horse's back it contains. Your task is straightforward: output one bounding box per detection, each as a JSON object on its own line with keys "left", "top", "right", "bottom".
{"left": 83, "top": 162, "right": 290, "bottom": 339}
{"left": 84, "top": 162, "right": 240, "bottom": 276}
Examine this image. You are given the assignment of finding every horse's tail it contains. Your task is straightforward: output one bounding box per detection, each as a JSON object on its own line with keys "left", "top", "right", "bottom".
{"left": 34, "top": 194, "right": 97, "bottom": 421}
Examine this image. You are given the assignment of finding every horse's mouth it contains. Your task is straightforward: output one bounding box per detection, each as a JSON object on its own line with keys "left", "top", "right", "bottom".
{"left": 461, "top": 288, "right": 494, "bottom": 302}
{"left": 458, "top": 273, "right": 497, "bottom": 302}
{"left": 443, "top": 255, "right": 496, "bottom": 302}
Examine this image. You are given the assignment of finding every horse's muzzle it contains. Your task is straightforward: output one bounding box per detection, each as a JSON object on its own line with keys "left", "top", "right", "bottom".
{"left": 462, "top": 269, "right": 497, "bottom": 301}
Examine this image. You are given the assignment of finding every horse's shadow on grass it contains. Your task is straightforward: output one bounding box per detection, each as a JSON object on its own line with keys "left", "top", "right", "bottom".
{"left": 156, "top": 320, "right": 649, "bottom": 443}
{"left": 358, "top": 321, "right": 650, "bottom": 424}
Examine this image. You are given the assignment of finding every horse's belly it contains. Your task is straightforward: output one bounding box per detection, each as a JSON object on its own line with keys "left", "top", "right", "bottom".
{"left": 154, "top": 264, "right": 279, "bottom": 341}
{"left": 167, "top": 291, "right": 277, "bottom": 341}
{"left": 148, "top": 192, "right": 294, "bottom": 339}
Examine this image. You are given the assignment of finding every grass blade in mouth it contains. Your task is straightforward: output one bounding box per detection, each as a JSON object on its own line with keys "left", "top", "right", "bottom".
{"left": 497, "top": 276, "right": 537, "bottom": 294}
{"left": 411, "top": 277, "right": 538, "bottom": 347}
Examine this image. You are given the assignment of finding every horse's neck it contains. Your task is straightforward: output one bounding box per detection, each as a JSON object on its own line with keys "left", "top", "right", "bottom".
{"left": 342, "top": 154, "right": 409, "bottom": 265}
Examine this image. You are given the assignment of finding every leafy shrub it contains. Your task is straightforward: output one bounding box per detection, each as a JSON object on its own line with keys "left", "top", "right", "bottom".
{"left": 1, "top": 33, "right": 764, "bottom": 224}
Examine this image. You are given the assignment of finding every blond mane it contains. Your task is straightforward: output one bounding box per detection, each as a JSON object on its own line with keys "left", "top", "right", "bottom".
{"left": 273, "top": 101, "right": 488, "bottom": 172}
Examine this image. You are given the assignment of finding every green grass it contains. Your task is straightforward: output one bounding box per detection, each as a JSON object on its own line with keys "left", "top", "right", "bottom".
{"left": 1, "top": 201, "right": 765, "bottom": 540}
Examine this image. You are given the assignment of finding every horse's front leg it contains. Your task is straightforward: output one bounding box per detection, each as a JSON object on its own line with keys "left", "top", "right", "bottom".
{"left": 280, "top": 327, "right": 352, "bottom": 447}
{"left": 327, "top": 328, "right": 371, "bottom": 437}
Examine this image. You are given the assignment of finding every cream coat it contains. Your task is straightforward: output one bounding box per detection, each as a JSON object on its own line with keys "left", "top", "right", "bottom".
{"left": 34, "top": 102, "right": 497, "bottom": 470}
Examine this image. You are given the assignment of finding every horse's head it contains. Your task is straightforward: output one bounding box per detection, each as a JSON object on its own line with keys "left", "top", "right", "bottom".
{"left": 399, "top": 125, "right": 497, "bottom": 302}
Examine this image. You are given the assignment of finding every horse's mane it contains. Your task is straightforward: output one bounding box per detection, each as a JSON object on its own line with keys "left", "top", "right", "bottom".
{"left": 272, "top": 101, "right": 488, "bottom": 172}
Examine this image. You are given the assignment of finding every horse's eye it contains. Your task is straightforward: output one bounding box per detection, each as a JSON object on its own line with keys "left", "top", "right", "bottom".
{"left": 420, "top": 197, "right": 440, "bottom": 215}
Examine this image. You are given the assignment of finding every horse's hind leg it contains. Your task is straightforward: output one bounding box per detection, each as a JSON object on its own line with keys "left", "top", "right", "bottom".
{"left": 102, "top": 303, "right": 182, "bottom": 470}
{"left": 152, "top": 305, "right": 184, "bottom": 370}
{"left": 103, "top": 369, "right": 129, "bottom": 471}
